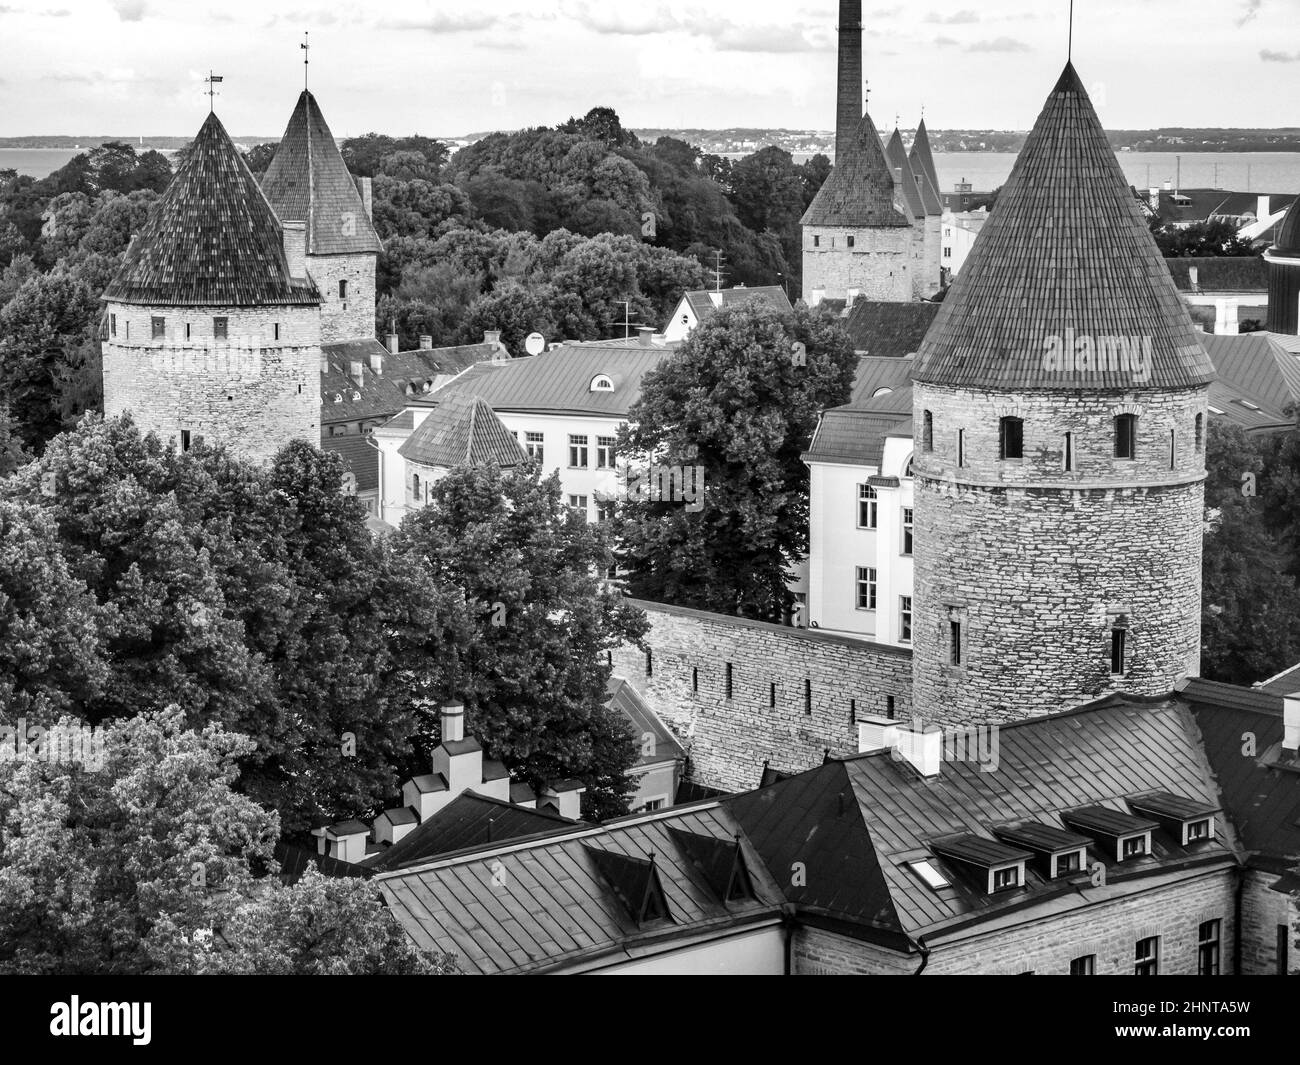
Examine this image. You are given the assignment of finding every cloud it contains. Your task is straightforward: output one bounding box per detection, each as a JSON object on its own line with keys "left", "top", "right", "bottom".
{"left": 925, "top": 9, "right": 980, "bottom": 24}
{"left": 712, "top": 24, "right": 822, "bottom": 53}
{"left": 870, "top": 5, "right": 902, "bottom": 15}
{"left": 1261, "top": 48, "right": 1300, "bottom": 62}
{"left": 1238, "top": 0, "right": 1263, "bottom": 26}
{"left": 967, "top": 36, "right": 1031, "bottom": 53}
{"left": 561, "top": 2, "right": 672, "bottom": 35}
{"left": 378, "top": 11, "right": 497, "bottom": 32}
{"left": 111, "top": 0, "right": 147, "bottom": 20}
{"left": 935, "top": 35, "right": 960, "bottom": 48}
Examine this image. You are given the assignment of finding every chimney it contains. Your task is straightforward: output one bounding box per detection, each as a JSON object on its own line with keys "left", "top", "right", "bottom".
{"left": 372, "top": 808, "right": 418, "bottom": 846}
{"left": 1189, "top": 265, "right": 1200, "bottom": 292}
{"left": 282, "top": 221, "right": 307, "bottom": 279}
{"left": 708, "top": 291, "right": 723, "bottom": 308}
{"left": 317, "top": 821, "right": 368, "bottom": 864}
{"left": 349, "top": 359, "right": 364, "bottom": 386}
{"left": 419, "top": 335, "right": 434, "bottom": 350}
{"left": 483, "top": 330, "right": 502, "bottom": 348}
{"left": 1257, "top": 194, "right": 1271, "bottom": 220}
{"left": 857, "top": 714, "right": 900, "bottom": 754}
{"left": 1163, "top": 179, "right": 1173, "bottom": 191}
{"left": 320, "top": 354, "right": 330, "bottom": 374}
{"left": 387, "top": 332, "right": 400, "bottom": 355}
{"left": 811, "top": 288, "right": 826, "bottom": 306}
{"left": 637, "top": 326, "right": 655, "bottom": 347}
{"left": 1284, "top": 692, "right": 1300, "bottom": 753}
{"left": 369, "top": 348, "right": 383, "bottom": 375}
{"left": 1148, "top": 187, "right": 1160, "bottom": 211}
{"left": 836, "top": 0, "right": 864, "bottom": 158}
{"left": 355, "top": 175, "right": 374, "bottom": 222}
{"left": 1215, "top": 298, "right": 1240, "bottom": 336}
{"left": 846, "top": 287, "right": 861, "bottom": 308}
{"left": 894, "top": 721, "right": 943, "bottom": 777}
{"left": 541, "top": 781, "right": 586, "bottom": 820}
{"left": 441, "top": 703, "right": 465, "bottom": 743}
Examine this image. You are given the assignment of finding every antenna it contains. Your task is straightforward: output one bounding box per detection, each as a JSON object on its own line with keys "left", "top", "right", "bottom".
{"left": 711, "top": 250, "right": 727, "bottom": 292}
{"left": 204, "top": 71, "right": 223, "bottom": 112}
{"left": 301, "top": 31, "right": 310, "bottom": 90}
{"left": 1068, "top": 0, "right": 1075, "bottom": 61}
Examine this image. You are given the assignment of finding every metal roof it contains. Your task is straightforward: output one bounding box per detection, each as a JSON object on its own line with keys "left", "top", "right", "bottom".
{"left": 931, "top": 834, "right": 1033, "bottom": 868}
{"left": 885, "top": 129, "right": 926, "bottom": 221}
{"left": 1127, "top": 790, "right": 1219, "bottom": 821}
{"left": 1062, "top": 805, "right": 1159, "bottom": 837}
{"left": 992, "top": 822, "right": 1092, "bottom": 854}
{"left": 844, "top": 301, "right": 940, "bottom": 360}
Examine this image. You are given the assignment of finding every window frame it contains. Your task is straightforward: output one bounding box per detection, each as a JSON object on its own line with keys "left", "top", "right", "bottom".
{"left": 524, "top": 431, "right": 544, "bottom": 463}
{"left": 213, "top": 316, "right": 228, "bottom": 340}
{"left": 151, "top": 316, "right": 166, "bottom": 340}
{"left": 1114, "top": 413, "right": 1137, "bottom": 460}
{"left": 568, "top": 434, "right": 589, "bottom": 469}
{"left": 899, "top": 596, "right": 913, "bottom": 643}
{"left": 1134, "top": 936, "right": 1160, "bottom": 976}
{"left": 1069, "top": 954, "right": 1095, "bottom": 975}
{"left": 856, "top": 566, "right": 878, "bottom": 612}
{"left": 999, "top": 416, "right": 1025, "bottom": 461}
{"left": 596, "top": 436, "right": 616, "bottom": 469}
{"left": 857, "top": 484, "right": 879, "bottom": 530}
{"left": 901, "top": 508, "right": 914, "bottom": 556}
{"left": 1197, "top": 919, "right": 1221, "bottom": 976}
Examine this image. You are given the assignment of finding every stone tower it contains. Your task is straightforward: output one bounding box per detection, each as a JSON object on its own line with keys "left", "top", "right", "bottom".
{"left": 801, "top": 0, "right": 914, "bottom": 303}
{"left": 102, "top": 111, "right": 322, "bottom": 464}
{"left": 1265, "top": 203, "right": 1300, "bottom": 335}
{"left": 260, "top": 91, "right": 383, "bottom": 344}
{"left": 884, "top": 126, "right": 942, "bottom": 299}
{"left": 909, "top": 118, "right": 946, "bottom": 290}
{"left": 910, "top": 63, "right": 1216, "bottom": 725}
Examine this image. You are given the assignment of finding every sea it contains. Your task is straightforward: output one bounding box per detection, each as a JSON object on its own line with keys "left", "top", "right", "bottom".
{"left": 5, "top": 146, "right": 1300, "bottom": 197}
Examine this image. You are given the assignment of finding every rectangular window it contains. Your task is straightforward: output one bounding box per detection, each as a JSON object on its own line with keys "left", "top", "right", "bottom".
{"left": 1111, "top": 628, "right": 1127, "bottom": 676}
{"left": 110, "top": 313, "right": 117, "bottom": 337}
{"left": 1064, "top": 431, "right": 1074, "bottom": 472}
{"left": 692, "top": 667, "right": 698, "bottom": 693}
{"left": 1053, "top": 851, "right": 1082, "bottom": 877}
{"left": 856, "top": 567, "right": 878, "bottom": 611}
{"left": 567, "top": 494, "right": 588, "bottom": 515}
{"left": 525, "top": 432, "right": 544, "bottom": 463}
{"left": 957, "top": 428, "right": 965, "bottom": 468}
{"left": 992, "top": 866, "right": 1019, "bottom": 891}
{"left": 1279, "top": 925, "right": 1290, "bottom": 975}
{"left": 645, "top": 649, "right": 653, "bottom": 677}
{"left": 1115, "top": 413, "right": 1137, "bottom": 459}
{"left": 922, "top": 411, "right": 933, "bottom": 452}
{"left": 950, "top": 620, "right": 962, "bottom": 667}
{"left": 125, "top": 320, "right": 130, "bottom": 339}
{"left": 1197, "top": 920, "right": 1221, "bottom": 976}
{"left": 813, "top": 235, "right": 820, "bottom": 248}
{"left": 274, "top": 322, "right": 280, "bottom": 341}
{"left": 899, "top": 597, "right": 913, "bottom": 643}
{"left": 151, "top": 316, "right": 166, "bottom": 339}
{"left": 1170, "top": 429, "right": 1176, "bottom": 470}
{"left": 184, "top": 322, "right": 191, "bottom": 340}
{"left": 846, "top": 235, "right": 855, "bottom": 248}
{"left": 596, "top": 501, "right": 616, "bottom": 524}
{"left": 725, "top": 663, "right": 733, "bottom": 700}
{"left": 339, "top": 280, "right": 348, "bottom": 299}
{"left": 180, "top": 429, "right": 192, "bottom": 452}
{"left": 1121, "top": 834, "right": 1146, "bottom": 859}
{"left": 901, "top": 508, "right": 914, "bottom": 556}
{"left": 804, "top": 679, "right": 812, "bottom": 716}
{"left": 858, "top": 485, "right": 878, "bottom": 529}
{"left": 1134, "top": 937, "right": 1159, "bottom": 976}
{"left": 769, "top": 682, "right": 776, "bottom": 709}
{"left": 1186, "top": 818, "right": 1211, "bottom": 843}
{"left": 596, "top": 436, "right": 616, "bottom": 469}
{"left": 1069, "top": 955, "right": 1095, "bottom": 976}
{"left": 850, "top": 699, "right": 856, "bottom": 724}
{"left": 999, "top": 416, "right": 1024, "bottom": 460}
{"left": 213, "top": 316, "right": 228, "bottom": 340}
{"left": 568, "top": 435, "right": 589, "bottom": 468}
{"left": 886, "top": 695, "right": 895, "bottom": 719}
{"left": 1195, "top": 413, "right": 1204, "bottom": 451}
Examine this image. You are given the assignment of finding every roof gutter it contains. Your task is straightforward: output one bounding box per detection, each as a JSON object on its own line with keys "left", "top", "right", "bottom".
{"left": 911, "top": 934, "right": 930, "bottom": 975}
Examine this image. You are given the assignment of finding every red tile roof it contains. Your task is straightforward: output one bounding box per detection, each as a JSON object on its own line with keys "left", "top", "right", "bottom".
{"left": 103, "top": 111, "right": 319, "bottom": 308}
{"left": 914, "top": 63, "right": 1216, "bottom": 392}
{"left": 802, "top": 110, "right": 911, "bottom": 229}
{"left": 260, "top": 90, "right": 383, "bottom": 257}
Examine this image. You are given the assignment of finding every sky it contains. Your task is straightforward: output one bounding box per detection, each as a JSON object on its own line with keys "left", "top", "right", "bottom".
{"left": 0, "top": 0, "right": 1297, "bottom": 138}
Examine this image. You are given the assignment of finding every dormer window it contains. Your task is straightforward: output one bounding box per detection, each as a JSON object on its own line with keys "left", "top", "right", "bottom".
{"left": 908, "top": 859, "right": 951, "bottom": 890}
{"left": 992, "top": 865, "right": 1020, "bottom": 891}
{"left": 1185, "top": 818, "right": 1211, "bottom": 843}
{"left": 1120, "top": 834, "right": 1147, "bottom": 859}
{"left": 1127, "top": 792, "right": 1219, "bottom": 847}
{"left": 931, "top": 835, "right": 1030, "bottom": 896}
{"left": 993, "top": 822, "right": 1091, "bottom": 880}
{"left": 590, "top": 374, "right": 615, "bottom": 392}
{"left": 1062, "top": 806, "right": 1158, "bottom": 864}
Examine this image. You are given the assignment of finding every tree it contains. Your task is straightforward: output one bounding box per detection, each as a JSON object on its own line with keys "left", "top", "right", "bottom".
{"left": 616, "top": 300, "right": 856, "bottom": 619}
{"left": 391, "top": 462, "right": 648, "bottom": 820}
{"left": 559, "top": 106, "right": 640, "bottom": 150}
{"left": 0, "top": 707, "right": 447, "bottom": 974}
{"left": 342, "top": 133, "right": 449, "bottom": 180}
{"left": 243, "top": 142, "right": 278, "bottom": 175}
{"left": 1152, "top": 218, "right": 1257, "bottom": 258}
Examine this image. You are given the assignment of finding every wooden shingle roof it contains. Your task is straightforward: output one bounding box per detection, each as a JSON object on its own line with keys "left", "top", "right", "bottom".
{"left": 884, "top": 129, "right": 926, "bottom": 221}
{"left": 103, "top": 111, "right": 319, "bottom": 308}
{"left": 801, "top": 109, "right": 911, "bottom": 229}
{"left": 1272, "top": 199, "right": 1300, "bottom": 257}
{"left": 398, "top": 392, "right": 525, "bottom": 470}
{"left": 260, "top": 90, "right": 383, "bottom": 257}
{"left": 913, "top": 63, "right": 1216, "bottom": 391}
{"left": 909, "top": 118, "right": 943, "bottom": 201}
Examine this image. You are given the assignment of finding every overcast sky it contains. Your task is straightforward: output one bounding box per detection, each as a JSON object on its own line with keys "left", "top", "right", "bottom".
{"left": 0, "top": 0, "right": 1296, "bottom": 138}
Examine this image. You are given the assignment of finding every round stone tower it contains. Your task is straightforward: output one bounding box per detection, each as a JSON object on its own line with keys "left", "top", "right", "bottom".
{"left": 1265, "top": 203, "right": 1300, "bottom": 335}
{"left": 910, "top": 63, "right": 1216, "bottom": 725}
{"left": 101, "top": 110, "right": 322, "bottom": 464}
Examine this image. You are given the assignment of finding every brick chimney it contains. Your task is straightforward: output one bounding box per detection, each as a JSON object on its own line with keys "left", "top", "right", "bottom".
{"left": 369, "top": 348, "right": 384, "bottom": 375}
{"left": 836, "top": 0, "right": 864, "bottom": 157}
{"left": 349, "top": 360, "right": 364, "bottom": 386}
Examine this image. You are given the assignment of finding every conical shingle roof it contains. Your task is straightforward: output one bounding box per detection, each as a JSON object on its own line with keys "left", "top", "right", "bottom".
{"left": 802, "top": 109, "right": 911, "bottom": 229}
{"left": 885, "top": 129, "right": 925, "bottom": 220}
{"left": 261, "top": 90, "right": 383, "bottom": 257}
{"left": 399, "top": 393, "right": 525, "bottom": 470}
{"left": 103, "top": 111, "right": 318, "bottom": 307}
{"left": 914, "top": 64, "right": 1215, "bottom": 391}
{"left": 908, "top": 121, "right": 944, "bottom": 216}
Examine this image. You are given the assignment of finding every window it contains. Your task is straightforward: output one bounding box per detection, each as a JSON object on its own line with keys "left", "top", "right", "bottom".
{"left": 944, "top": 245, "right": 953, "bottom": 258}
{"left": 1111, "top": 628, "right": 1127, "bottom": 676}
{"left": 525, "top": 432, "right": 544, "bottom": 462}
{"left": 886, "top": 694, "right": 895, "bottom": 719}
{"left": 184, "top": 322, "right": 191, "bottom": 340}
{"left": 179, "top": 429, "right": 192, "bottom": 452}
{"left": 901, "top": 508, "right": 914, "bottom": 556}
{"left": 1135, "top": 936, "right": 1159, "bottom": 976}
{"left": 1186, "top": 818, "right": 1211, "bottom": 843}
{"left": 899, "top": 597, "right": 913, "bottom": 643}
{"left": 125, "top": 320, "right": 130, "bottom": 339}
{"left": 567, "top": 494, "right": 589, "bottom": 515}
{"left": 596, "top": 436, "right": 616, "bottom": 469}
{"left": 273, "top": 323, "right": 280, "bottom": 341}
{"left": 858, "top": 485, "right": 878, "bottom": 529}
{"left": 151, "top": 316, "right": 166, "bottom": 339}
{"left": 846, "top": 235, "right": 855, "bottom": 248}
{"left": 957, "top": 428, "right": 965, "bottom": 468}
{"left": 1053, "top": 850, "right": 1082, "bottom": 878}
{"left": 769, "top": 683, "right": 776, "bottom": 709}
{"left": 725, "top": 663, "right": 733, "bottom": 700}
{"left": 692, "top": 667, "right": 698, "bottom": 693}
{"left": 642, "top": 799, "right": 665, "bottom": 813}
{"left": 1198, "top": 920, "right": 1221, "bottom": 976}
{"left": 1115, "top": 413, "right": 1137, "bottom": 459}
{"left": 1121, "top": 834, "right": 1147, "bottom": 860}
{"left": 590, "top": 375, "right": 614, "bottom": 392}
{"left": 999, "top": 416, "right": 1024, "bottom": 460}
{"left": 813, "top": 235, "right": 821, "bottom": 248}
{"left": 850, "top": 699, "right": 857, "bottom": 724}
{"left": 1170, "top": 429, "right": 1177, "bottom": 469}
{"left": 1063, "top": 431, "right": 1074, "bottom": 472}
{"left": 110, "top": 313, "right": 117, "bottom": 338}
{"left": 1279, "top": 925, "right": 1290, "bottom": 976}
{"left": 950, "top": 620, "right": 962, "bottom": 667}
{"left": 922, "top": 410, "right": 933, "bottom": 452}
{"left": 804, "top": 679, "right": 811, "bottom": 716}
{"left": 338, "top": 280, "right": 348, "bottom": 299}
{"left": 213, "top": 316, "right": 228, "bottom": 340}
{"left": 645, "top": 650, "right": 653, "bottom": 677}
{"left": 568, "top": 435, "right": 589, "bottom": 468}
{"left": 1195, "top": 413, "right": 1204, "bottom": 451}
{"left": 856, "top": 567, "right": 878, "bottom": 611}
{"left": 909, "top": 860, "right": 951, "bottom": 890}
{"left": 992, "top": 866, "right": 1019, "bottom": 891}
{"left": 1069, "top": 955, "right": 1095, "bottom": 975}
{"left": 596, "top": 500, "right": 616, "bottom": 523}
{"left": 904, "top": 456, "right": 914, "bottom": 478}
{"left": 411, "top": 473, "right": 421, "bottom": 500}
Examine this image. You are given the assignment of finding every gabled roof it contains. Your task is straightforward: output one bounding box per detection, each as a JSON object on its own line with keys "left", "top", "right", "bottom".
{"left": 1255, "top": 661, "right": 1300, "bottom": 696}
{"left": 914, "top": 63, "right": 1216, "bottom": 391}
{"left": 103, "top": 111, "right": 319, "bottom": 308}
{"left": 802, "top": 408, "right": 910, "bottom": 467}
{"left": 802, "top": 110, "right": 911, "bottom": 229}
{"left": 321, "top": 339, "right": 500, "bottom": 426}
{"left": 1203, "top": 331, "right": 1300, "bottom": 423}
{"left": 398, "top": 392, "right": 525, "bottom": 471}
{"left": 680, "top": 286, "right": 792, "bottom": 326}
{"left": 845, "top": 301, "right": 941, "bottom": 360}
{"left": 260, "top": 90, "right": 383, "bottom": 256}
{"left": 884, "top": 130, "right": 925, "bottom": 220}
{"left": 607, "top": 677, "right": 686, "bottom": 769}
{"left": 321, "top": 433, "right": 380, "bottom": 493}
{"left": 273, "top": 840, "right": 371, "bottom": 885}
{"left": 1166, "top": 256, "right": 1268, "bottom": 294}
{"left": 909, "top": 118, "right": 944, "bottom": 211}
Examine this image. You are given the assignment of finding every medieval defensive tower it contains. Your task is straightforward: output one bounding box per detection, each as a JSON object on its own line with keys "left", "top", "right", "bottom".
{"left": 910, "top": 63, "right": 1216, "bottom": 724}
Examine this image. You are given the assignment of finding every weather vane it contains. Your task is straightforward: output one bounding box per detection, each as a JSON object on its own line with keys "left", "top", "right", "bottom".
{"left": 302, "top": 31, "right": 310, "bottom": 90}
{"left": 205, "top": 70, "right": 223, "bottom": 112}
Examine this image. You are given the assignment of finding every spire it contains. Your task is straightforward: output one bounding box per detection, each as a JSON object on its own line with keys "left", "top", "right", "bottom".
{"left": 884, "top": 128, "right": 925, "bottom": 220}
{"left": 103, "top": 111, "right": 316, "bottom": 308}
{"left": 913, "top": 63, "right": 1215, "bottom": 391}
{"left": 260, "top": 90, "right": 383, "bottom": 257}
{"left": 835, "top": 0, "right": 864, "bottom": 157}
{"left": 802, "top": 108, "right": 910, "bottom": 229}
{"left": 909, "top": 117, "right": 944, "bottom": 213}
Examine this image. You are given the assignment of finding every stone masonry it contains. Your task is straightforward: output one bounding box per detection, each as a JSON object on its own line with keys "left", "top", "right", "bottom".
{"left": 803, "top": 224, "right": 912, "bottom": 302}
{"left": 307, "top": 253, "right": 378, "bottom": 344}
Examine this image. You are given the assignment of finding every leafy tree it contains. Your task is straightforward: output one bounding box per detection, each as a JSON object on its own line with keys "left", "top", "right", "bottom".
{"left": 560, "top": 107, "right": 640, "bottom": 150}
{"left": 372, "top": 177, "right": 473, "bottom": 240}
{"left": 458, "top": 279, "right": 592, "bottom": 352}
{"left": 391, "top": 462, "right": 648, "bottom": 820}
{"left": 341, "top": 133, "right": 449, "bottom": 180}
{"left": 1152, "top": 218, "right": 1257, "bottom": 258}
{"left": 728, "top": 147, "right": 807, "bottom": 240}
{"left": 243, "top": 142, "right": 278, "bottom": 175}
{"left": 616, "top": 300, "right": 855, "bottom": 619}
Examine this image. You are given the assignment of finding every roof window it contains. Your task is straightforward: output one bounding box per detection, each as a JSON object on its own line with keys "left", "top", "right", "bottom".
{"left": 590, "top": 374, "right": 615, "bottom": 392}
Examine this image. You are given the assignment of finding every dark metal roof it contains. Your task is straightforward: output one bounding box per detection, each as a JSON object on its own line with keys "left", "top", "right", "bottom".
{"left": 992, "top": 822, "right": 1092, "bottom": 854}
{"left": 909, "top": 119, "right": 944, "bottom": 214}
{"left": 844, "top": 301, "right": 941, "bottom": 360}
{"left": 1128, "top": 791, "right": 1219, "bottom": 821}
{"left": 260, "top": 90, "right": 383, "bottom": 256}
{"left": 273, "top": 841, "right": 371, "bottom": 885}
{"left": 931, "top": 834, "right": 1032, "bottom": 868}
{"left": 321, "top": 433, "right": 379, "bottom": 493}
{"left": 802, "top": 109, "right": 912, "bottom": 229}
{"left": 1062, "top": 805, "right": 1158, "bottom": 837}
{"left": 802, "top": 408, "right": 909, "bottom": 466}
{"left": 681, "top": 286, "right": 792, "bottom": 326}
{"left": 321, "top": 339, "right": 499, "bottom": 426}
{"left": 103, "top": 111, "right": 319, "bottom": 308}
{"left": 1166, "top": 256, "right": 1268, "bottom": 294}
{"left": 666, "top": 827, "right": 751, "bottom": 902}
{"left": 398, "top": 393, "right": 525, "bottom": 471}
{"left": 913, "top": 63, "right": 1216, "bottom": 391}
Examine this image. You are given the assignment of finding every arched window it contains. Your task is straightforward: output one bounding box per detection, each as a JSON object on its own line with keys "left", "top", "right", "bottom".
{"left": 590, "top": 374, "right": 615, "bottom": 392}
{"left": 922, "top": 410, "right": 933, "bottom": 452}
{"left": 999, "top": 416, "right": 1024, "bottom": 460}
{"left": 872, "top": 387, "right": 893, "bottom": 398}
{"left": 903, "top": 454, "right": 914, "bottom": 478}
{"left": 412, "top": 473, "right": 421, "bottom": 500}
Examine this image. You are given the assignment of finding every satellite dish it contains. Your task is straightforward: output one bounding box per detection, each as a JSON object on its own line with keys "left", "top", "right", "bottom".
{"left": 524, "top": 332, "right": 546, "bottom": 356}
